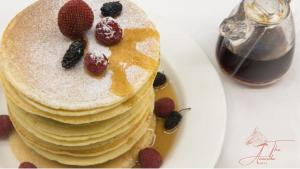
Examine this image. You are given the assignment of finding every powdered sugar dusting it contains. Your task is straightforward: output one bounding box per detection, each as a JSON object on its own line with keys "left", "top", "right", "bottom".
{"left": 89, "top": 53, "right": 109, "bottom": 65}
{"left": 96, "top": 17, "right": 118, "bottom": 39}
{"left": 125, "top": 65, "right": 149, "bottom": 89}
{"left": 136, "top": 38, "right": 160, "bottom": 61}
{"left": 86, "top": 22, "right": 112, "bottom": 58}
{"left": 1, "top": 0, "right": 159, "bottom": 110}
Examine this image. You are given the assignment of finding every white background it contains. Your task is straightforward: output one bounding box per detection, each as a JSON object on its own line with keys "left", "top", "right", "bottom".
{"left": 0, "top": 0, "right": 300, "bottom": 168}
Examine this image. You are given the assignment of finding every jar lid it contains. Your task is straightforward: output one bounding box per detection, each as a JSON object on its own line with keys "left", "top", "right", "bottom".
{"left": 244, "top": 0, "right": 289, "bottom": 25}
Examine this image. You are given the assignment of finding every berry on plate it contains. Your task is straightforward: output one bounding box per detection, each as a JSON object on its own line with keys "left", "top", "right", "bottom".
{"left": 154, "top": 98, "right": 175, "bottom": 118}
{"left": 95, "top": 17, "right": 123, "bottom": 46}
{"left": 0, "top": 115, "right": 14, "bottom": 139}
{"left": 164, "top": 111, "right": 183, "bottom": 130}
{"left": 153, "top": 72, "right": 167, "bottom": 88}
{"left": 84, "top": 53, "right": 109, "bottom": 75}
{"left": 19, "top": 162, "right": 37, "bottom": 169}
{"left": 138, "top": 148, "right": 162, "bottom": 168}
{"left": 58, "top": 0, "right": 94, "bottom": 39}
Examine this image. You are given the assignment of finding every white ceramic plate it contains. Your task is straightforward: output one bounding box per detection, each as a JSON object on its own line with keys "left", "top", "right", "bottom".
{"left": 0, "top": 1, "right": 227, "bottom": 168}
{"left": 157, "top": 23, "right": 227, "bottom": 167}
{"left": 0, "top": 25, "right": 227, "bottom": 168}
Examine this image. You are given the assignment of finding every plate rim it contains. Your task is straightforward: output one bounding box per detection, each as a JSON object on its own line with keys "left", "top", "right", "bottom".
{"left": 157, "top": 22, "right": 227, "bottom": 168}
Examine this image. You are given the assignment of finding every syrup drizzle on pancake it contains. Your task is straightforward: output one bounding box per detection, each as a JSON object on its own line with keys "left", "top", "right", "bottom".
{"left": 108, "top": 28, "right": 159, "bottom": 96}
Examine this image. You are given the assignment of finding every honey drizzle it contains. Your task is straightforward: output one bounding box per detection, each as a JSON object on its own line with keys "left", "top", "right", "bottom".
{"left": 109, "top": 28, "right": 160, "bottom": 96}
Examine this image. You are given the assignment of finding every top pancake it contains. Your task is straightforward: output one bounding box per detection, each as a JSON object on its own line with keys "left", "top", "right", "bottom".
{"left": 0, "top": 0, "right": 160, "bottom": 110}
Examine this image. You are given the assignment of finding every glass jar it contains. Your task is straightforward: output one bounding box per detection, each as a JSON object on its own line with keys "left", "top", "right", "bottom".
{"left": 216, "top": 0, "right": 295, "bottom": 86}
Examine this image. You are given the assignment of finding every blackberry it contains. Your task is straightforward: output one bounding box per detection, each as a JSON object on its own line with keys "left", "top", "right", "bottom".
{"left": 164, "top": 111, "right": 182, "bottom": 130}
{"left": 62, "top": 40, "right": 85, "bottom": 69}
{"left": 153, "top": 72, "right": 167, "bottom": 88}
{"left": 101, "top": 1, "right": 123, "bottom": 18}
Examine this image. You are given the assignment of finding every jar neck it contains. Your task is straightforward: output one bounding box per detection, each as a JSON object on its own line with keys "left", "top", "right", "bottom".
{"left": 243, "top": 0, "right": 290, "bottom": 25}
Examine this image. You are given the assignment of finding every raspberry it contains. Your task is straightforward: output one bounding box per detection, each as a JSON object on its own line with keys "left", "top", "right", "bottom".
{"left": 0, "top": 115, "right": 14, "bottom": 139}
{"left": 154, "top": 98, "right": 175, "bottom": 118}
{"left": 58, "top": 0, "right": 94, "bottom": 39}
{"left": 101, "top": 1, "right": 123, "bottom": 18}
{"left": 84, "top": 53, "right": 109, "bottom": 75}
{"left": 138, "top": 148, "right": 162, "bottom": 168}
{"left": 62, "top": 40, "right": 86, "bottom": 69}
{"left": 153, "top": 72, "right": 167, "bottom": 88}
{"left": 164, "top": 111, "right": 182, "bottom": 130}
{"left": 95, "top": 17, "right": 123, "bottom": 46}
{"left": 19, "top": 162, "right": 37, "bottom": 169}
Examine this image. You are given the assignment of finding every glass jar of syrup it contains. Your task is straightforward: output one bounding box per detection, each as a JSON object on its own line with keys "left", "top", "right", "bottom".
{"left": 217, "top": 0, "right": 295, "bottom": 86}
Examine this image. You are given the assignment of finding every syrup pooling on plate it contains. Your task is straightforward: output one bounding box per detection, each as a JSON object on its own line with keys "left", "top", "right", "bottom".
{"left": 107, "top": 28, "right": 160, "bottom": 97}
{"left": 154, "top": 83, "right": 179, "bottom": 159}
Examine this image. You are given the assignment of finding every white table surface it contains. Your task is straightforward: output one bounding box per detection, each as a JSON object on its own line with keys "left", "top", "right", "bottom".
{"left": 0, "top": 0, "right": 300, "bottom": 168}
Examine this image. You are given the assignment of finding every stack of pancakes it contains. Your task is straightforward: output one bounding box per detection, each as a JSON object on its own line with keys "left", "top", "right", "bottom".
{"left": 0, "top": 0, "right": 160, "bottom": 167}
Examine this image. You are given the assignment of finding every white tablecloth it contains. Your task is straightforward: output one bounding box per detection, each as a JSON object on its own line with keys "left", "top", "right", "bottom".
{"left": 0, "top": 0, "right": 300, "bottom": 167}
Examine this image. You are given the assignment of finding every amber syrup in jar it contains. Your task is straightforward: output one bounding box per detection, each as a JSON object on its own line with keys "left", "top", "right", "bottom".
{"left": 216, "top": 27, "right": 295, "bottom": 85}
{"left": 217, "top": 0, "right": 295, "bottom": 86}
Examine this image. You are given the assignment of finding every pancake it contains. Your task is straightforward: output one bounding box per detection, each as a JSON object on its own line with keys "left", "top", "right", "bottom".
{"left": 1, "top": 71, "right": 154, "bottom": 120}
{"left": 9, "top": 117, "right": 156, "bottom": 168}
{"left": 8, "top": 90, "right": 154, "bottom": 144}
{"left": 0, "top": 0, "right": 160, "bottom": 110}
{"left": 8, "top": 92, "right": 152, "bottom": 139}
{"left": 10, "top": 110, "right": 156, "bottom": 166}
{"left": 3, "top": 76, "right": 155, "bottom": 124}
{"left": 18, "top": 116, "right": 156, "bottom": 166}
{"left": 9, "top": 99, "right": 148, "bottom": 144}
{"left": 10, "top": 106, "right": 153, "bottom": 156}
{"left": 1, "top": 0, "right": 161, "bottom": 167}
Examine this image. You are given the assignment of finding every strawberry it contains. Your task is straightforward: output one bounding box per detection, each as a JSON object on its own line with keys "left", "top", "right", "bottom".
{"left": 58, "top": 0, "right": 94, "bottom": 39}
